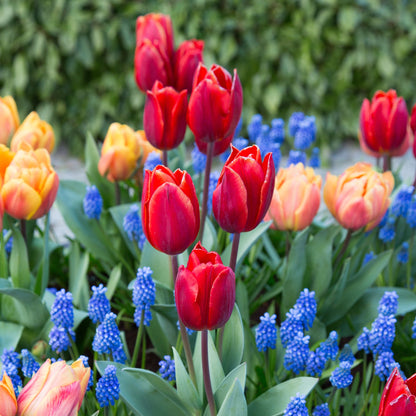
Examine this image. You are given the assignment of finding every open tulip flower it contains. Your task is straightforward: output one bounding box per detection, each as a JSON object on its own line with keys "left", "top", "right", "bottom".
{"left": 1, "top": 144, "right": 59, "bottom": 220}
{"left": 323, "top": 162, "right": 394, "bottom": 231}
{"left": 175, "top": 242, "right": 235, "bottom": 330}
{"left": 17, "top": 359, "right": 90, "bottom": 416}
{"left": 359, "top": 89, "right": 409, "bottom": 158}
{"left": 213, "top": 145, "right": 275, "bottom": 233}
{"left": 0, "top": 96, "right": 20, "bottom": 146}
{"left": 266, "top": 163, "right": 322, "bottom": 231}
{"left": 378, "top": 367, "right": 416, "bottom": 416}
{"left": 0, "top": 373, "right": 17, "bottom": 416}
{"left": 141, "top": 165, "right": 200, "bottom": 255}
{"left": 143, "top": 81, "right": 188, "bottom": 150}
{"left": 187, "top": 64, "right": 243, "bottom": 145}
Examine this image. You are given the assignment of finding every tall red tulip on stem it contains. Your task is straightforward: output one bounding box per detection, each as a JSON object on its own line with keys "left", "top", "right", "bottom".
{"left": 187, "top": 64, "right": 243, "bottom": 241}
{"left": 410, "top": 103, "right": 416, "bottom": 188}
{"left": 359, "top": 89, "right": 409, "bottom": 171}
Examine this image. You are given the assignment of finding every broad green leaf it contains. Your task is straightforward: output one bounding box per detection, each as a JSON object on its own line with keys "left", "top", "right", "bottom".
{"left": 217, "top": 379, "right": 247, "bottom": 416}
{"left": 248, "top": 377, "right": 318, "bottom": 416}
{"left": 173, "top": 348, "right": 201, "bottom": 410}
{"left": 10, "top": 228, "right": 31, "bottom": 289}
{"left": 140, "top": 241, "right": 172, "bottom": 288}
{"left": 106, "top": 263, "right": 122, "bottom": 300}
{"left": 0, "top": 322, "right": 24, "bottom": 351}
{"left": 68, "top": 241, "right": 90, "bottom": 310}
{"left": 214, "top": 363, "right": 247, "bottom": 410}
{"left": 146, "top": 311, "right": 177, "bottom": 357}
{"left": 109, "top": 204, "right": 139, "bottom": 257}
{"left": 222, "top": 221, "right": 272, "bottom": 268}
{"left": 202, "top": 217, "right": 217, "bottom": 252}
{"left": 221, "top": 305, "right": 244, "bottom": 374}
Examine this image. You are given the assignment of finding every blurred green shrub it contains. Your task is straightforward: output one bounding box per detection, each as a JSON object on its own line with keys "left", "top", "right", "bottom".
{"left": 1, "top": 0, "right": 416, "bottom": 154}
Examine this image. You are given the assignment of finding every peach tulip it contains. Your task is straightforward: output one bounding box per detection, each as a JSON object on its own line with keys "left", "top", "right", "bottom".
{"left": 1, "top": 144, "right": 59, "bottom": 220}
{"left": 266, "top": 163, "right": 322, "bottom": 231}
{"left": 0, "top": 373, "right": 17, "bottom": 416}
{"left": 323, "top": 162, "right": 394, "bottom": 231}
{"left": 17, "top": 359, "right": 90, "bottom": 416}
{"left": 98, "top": 122, "right": 143, "bottom": 182}
{"left": 0, "top": 96, "right": 20, "bottom": 146}
{"left": 10, "top": 112, "right": 54, "bottom": 153}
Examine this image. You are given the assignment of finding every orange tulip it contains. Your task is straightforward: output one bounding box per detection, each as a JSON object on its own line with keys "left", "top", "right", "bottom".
{"left": 323, "top": 162, "right": 394, "bottom": 231}
{"left": 98, "top": 123, "right": 143, "bottom": 182}
{"left": 10, "top": 112, "right": 54, "bottom": 153}
{"left": 0, "top": 373, "right": 17, "bottom": 416}
{"left": 1, "top": 145, "right": 59, "bottom": 220}
{"left": 266, "top": 163, "right": 322, "bottom": 231}
{"left": 17, "top": 359, "right": 90, "bottom": 416}
{"left": 0, "top": 96, "right": 20, "bottom": 146}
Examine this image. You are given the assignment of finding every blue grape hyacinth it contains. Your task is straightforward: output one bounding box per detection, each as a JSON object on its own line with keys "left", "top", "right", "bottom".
{"left": 256, "top": 312, "right": 277, "bottom": 352}
{"left": 83, "top": 185, "right": 103, "bottom": 220}
{"left": 132, "top": 267, "right": 156, "bottom": 327}
{"left": 283, "top": 393, "right": 308, "bottom": 416}
{"left": 159, "top": 355, "right": 176, "bottom": 381}
{"left": 96, "top": 365, "right": 120, "bottom": 407}
{"left": 88, "top": 284, "right": 111, "bottom": 324}
{"left": 123, "top": 204, "right": 146, "bottom": 250}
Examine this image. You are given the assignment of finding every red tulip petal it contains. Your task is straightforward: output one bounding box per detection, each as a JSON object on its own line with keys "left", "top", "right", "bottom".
{"left": 371, "top": 95, "right": 390, "bottom": 151}
{"left": 225, "top": 70, "right": 243, "bottom": 137}
{"left": 143, "top": 91, "right": 164, "bottom": 149}
{"left": 379, "top": 367, "right": 408, "bottom": 416}
{"left": 387, "top": 97, "right": 408, "bottom": 151}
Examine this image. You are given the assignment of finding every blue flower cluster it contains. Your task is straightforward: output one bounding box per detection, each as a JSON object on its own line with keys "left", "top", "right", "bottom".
{"left": 313, "top": 403, "right": 330, "bottom": 416}
{"left": 1, "top": 349, "right": 22, "bottom": 396}
{"left": 83, "top": 185, "right": 103, "bottom": 220}
{"left": 2, "top": 229, "right": 13, "bottom": 256}
{"left": 88, "top": 284, "right": 111, "bottom": 324}
{"left": 191, "top": 143, "right": 206, "bottom": 173}
{"left": 123, "top": 204, "right": 146, "bottom": 250}
{"left": 79, "top": 355, "right": 94, "bottom": 391}
{"left": 283, "top": 393, "right": 309, "bottom": 416}
{"left": 255, "top": 312, "right": 277, "bottom": 352}
{"left": 159, "top": 355, "right": 176, "bottom": 381}
{"left": 49, "top": 289, "right": 76, "bottom": 353}
{"left": 208, "top": 171, "right": 220, "bottom": 215}
{"left": 144, "top": 151, "right": 162, "bottom": 173}
{"left": 96, "top": 365, "right": 120, "bottom": 407}
{"left": 21, "top": 349, "right": 40, "bottom": 378}
{"left": 132, "top": 267, "right": 156, "bottom": 327}
{"left": 330, "top": 361, "right": 353, "bottom": 389}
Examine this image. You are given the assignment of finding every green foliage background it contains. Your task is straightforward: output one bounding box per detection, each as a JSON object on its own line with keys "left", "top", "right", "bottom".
{"left": 1, "top": 0, "right": 416, "bottom": 154}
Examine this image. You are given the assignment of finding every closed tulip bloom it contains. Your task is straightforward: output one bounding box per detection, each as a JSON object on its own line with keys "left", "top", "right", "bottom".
{"left": 17, "top": 359, "right": 90, "bottom": 416}
{"left": 0, "top": 373, "right": 17, "bottom": 416}
{"left": 195, "top": 132, "right": 233, "bottom": 157}
{"left": 359, "top": 90, "right": 409, "bottom": 157}
{"left": 266, "top": 163, "right": 321, "bottom": 231}
{"left": 141, "top": 165, "right": 199, "bottom": 255}
{"left": 175, "top": 242, "right": 235, "bottom": 330}
{"left": 323, "top": 162, "right": 394, "bottom": 231}
{"left": 378, "top": 367, "right": 416, "bottom": 416}
{"left": 143, "top": 81, "right": 188, "bottom": 150}
{"left": 98, "top": 123, "right": 142, "bottom": 182}
{"left": 0, "top": 96, "right": 20, "bottom": 145}
{"left": 187, "top": 64, "right": 243, "bottom": 144}
{"left": 213, "top": 145, "right": 275, "bottom": 233}
{"left": 174, "top": 40, "right": 204, "bottom": 94}
{"left": 2, "top": 145, "right": 59, "bottom": 220}
{"left": 410, "top": 103, "right": 416, "bottom": 158}
{"left": 11, "top": 112, "right": 54, "bottom": 153}
{"left": 0, "top": 144, "right": 15, "bottom": 186}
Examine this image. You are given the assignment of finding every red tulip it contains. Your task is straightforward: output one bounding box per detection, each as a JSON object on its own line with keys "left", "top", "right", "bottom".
{"left": 213, "top": 145, "right": 275, "bottom": 233}
{"left": 194, "top": 132, "right": 233, "bottom": 156}
{"left": 378, "top": 367, "right": 416, "bottom": 416}
{"left": 359, "top": 89, "right": 409, "bottom": 157}
{"left": 174, "top": 40, "right": 204, "bottom": 94}
{"left": 187, "top": 64, "right": 243, "bottom": 144}
{"left": 175, "top": 242, "right": 235, "bottom": 330}
{"left": 143, "top": 81, "right": 188, "bottom": 150}
{"left": 141, "top": 165, "right": 200, "bottom": 255}
{"left": 410, "top": 103, "right": 416, "bottom": 158}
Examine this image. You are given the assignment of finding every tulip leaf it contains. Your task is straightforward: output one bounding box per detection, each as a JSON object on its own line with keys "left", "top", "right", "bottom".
{"left": 221, "top": 304, "right": 244, "bottom": 374}
{"left": 140, "top": 241, "right": 173, "bottom": 289}
{"left": 221, "top": 221, "right": 272, "bottom": 269}
{"left": 0, "top": 287, "right": 49, "bottom": 330}
{"left": 216, "top": 378, "right": 247, "bottom": 416}
{"left": 247, "top": 377, "right": 318, "bottom": 416}
{"left": 96, "top": 361, "right": 191, "bottom": 416}
{"left": 214, "top": 363, "right": 247, "bottom": 411}
{"left": 202, "top": 217, "right": 217, "bottom": 252}
{"left": 323, "top": 250, "right": 392, "bottom": 325}
{"left": 173, "top": 347, "right": 202, "bottom": 410}
{"left": 305, "top": 225, "right": 340, "bottom": 297}
{"left": 282, "top": 229, "right": 309, "bottom": 313}
{"left": 106, "top": 263, "right": 122, "bottom": 301}
{"left": 146, "top": 310, "right": 178, "bottom": 357}
{"left": 0, "top": 321, "right": 24, "bottom": 352}
{"left": 68, "top": 241, "right": 90, "bottom": 310}
{"left": 56, "top": 180, "right": 118, "bottom": 265}
{"left": 9, "top": 227, "right": 31, "bottom": 289}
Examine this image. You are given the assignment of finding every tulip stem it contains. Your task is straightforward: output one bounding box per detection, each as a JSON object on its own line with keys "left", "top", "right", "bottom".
{"left": 115, "top": 182, "right": 121, "bottom": 205}
{"left": 20, "top": 219, "right": 27, "bottom": 245}
{"left": 202, "top": 329, "right": 217, "bottom": 416}
{"left": 334, "top": 229, "right": 353, "bottom": 269}
{"left": 199, "top": 141, "right": 214, "bottom": 242}
{"left": 0, "top": 230, "right": 7, "bottom": 279}
{"left": 382, "top": 155, "right": 391, "bottom": 172}
{"left": 162, "top": 150, "right": 168, "bottom": 167}
{"left": 229, "top": 232, "right": 240, "bottom": 272}
{"left": 131, "top": 309, "right": 145, "bottom": 368}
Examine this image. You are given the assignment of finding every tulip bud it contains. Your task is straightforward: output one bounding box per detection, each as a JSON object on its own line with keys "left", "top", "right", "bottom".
{"left": 378, "top": 367, "right": 416, "bottom": 416}
{"left": 174, "top": 39, "right": 204, "bottom": 94}
{"left": 323, "top": 162, "right": 394, "bottom": 231}
{"left": 141, "top": 165, "right": 200, "bottom": 255}
{"left": 17, "top": 359, "right": 90, "bottom": 415}
{"left": 10, "top": 111, "right": 54, "bottom": 153}
{"left": 266, "top": 163, "right": 322, "bottom": 231}
{"left": 213, "top": 145, "right": 275, "bottom": 233}
{"left": 98, "top": 123, "right": 142, "bottom": 182}
{"left": 143, "top": 81, "right": 188, "bottom": 150}
{"left": 194, "top": 132, "right": 233, "bottom": 157}
{"left": 410, "top": 103, "right": 416, "bottom": 159}
{"left": 359, "top": 89, "right": 409, "bottom": 157}
{"left": 0, "top": 373, "right": 17, "bottom": 416}
{"left": 2, "top": 144, "right": 59, "bottom": 220}
{"left": 187, "top": 64, "right": 243, "bottom": 144}
{"left": 175, "top": 242, "right": 235, "bottom": 330}
{"left": 0, "top": 96, "right": 20, "bottom": 145}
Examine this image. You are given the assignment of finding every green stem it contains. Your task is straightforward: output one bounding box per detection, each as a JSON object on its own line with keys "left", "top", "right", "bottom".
{"left": 408, "top": 234, "right": 414, "bottom": 290}
{"left": 20, "top": 219, "right": 27, "bottom": 245}
{"left": 93, "top": 350, "right": 98, "bottom": 387}
{"left": 202, "top": 329, "right": 217, "bottom": 416}
{"left": 35, "top": 213, "right": 50, "bottom": 296}
{"left": 198, "top": 141, "right": 214, "bottom": 243}
{"left": 334, "top": 229, "right": 353, "bottom": 269}
{"left": 162, "top": 150, "right": 168, "bottom": 167}
{"left": 115, "top": 182, "right": 121, "bottom": 205}
{"left": 131, "top": 309, "right": 145, "bottom": 368}
{"left": 382, "top": 155, "right": 391, "bottom": 172}
{"left": 141, "top": 334, "right": 147, "bottom": 369}
{"left": 0, "top": 228, "right": 8, "bottom": 278}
